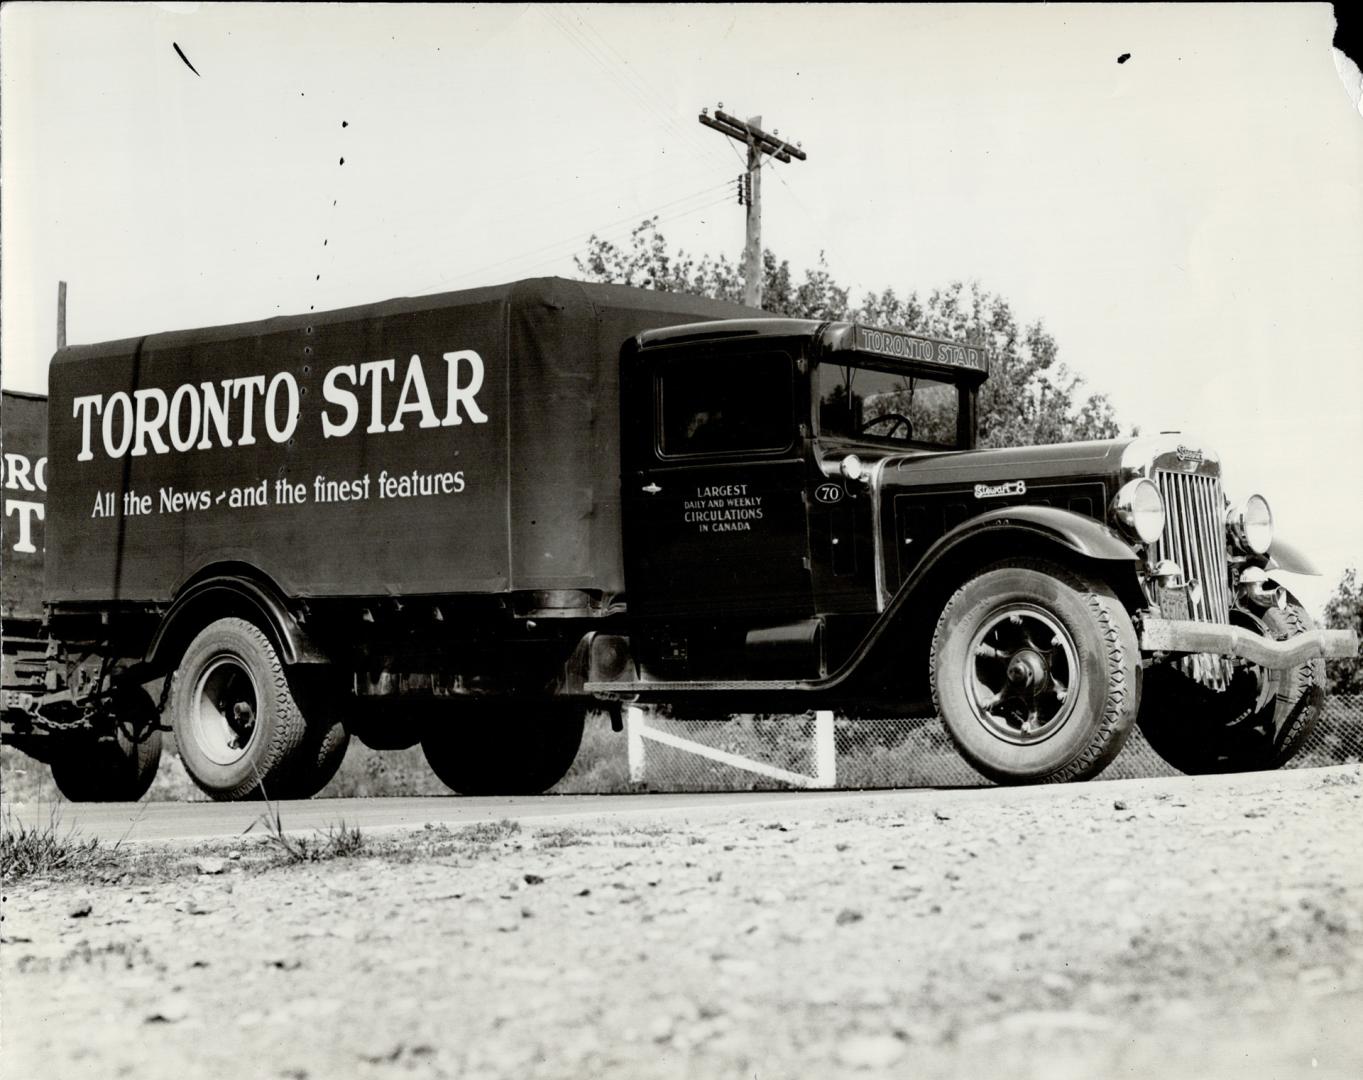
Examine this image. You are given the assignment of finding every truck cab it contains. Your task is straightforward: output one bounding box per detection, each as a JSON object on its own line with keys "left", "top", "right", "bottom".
{"left": 606, "top": 315, "right": 1356, "bottom": 784}
{"left": 619, "top": 319, "right": 987, "bottom": 687}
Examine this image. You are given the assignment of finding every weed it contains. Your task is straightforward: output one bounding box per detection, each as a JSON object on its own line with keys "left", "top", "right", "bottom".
{"left": 324, "top": 820, "right": 366, "bottom": 857}
{"left": 460, "top": 819, "right": 521, "bottom": 846}
{"left": 536, "top": 826, "right": 590, "bottom": 849}
{"left": 1, "top": 806, "right": 115, "bottom": 883}
{"left": 620, "top": 822, "right": 672, "bottom": 836}
{"left": 610, "top": 822, "right": 679, "bottom": 848}
{"left": 249, "top": 795, "right": 367, "bottom": 864}
{"left": 376, "top": 819, "right": 523, "bottom": 864}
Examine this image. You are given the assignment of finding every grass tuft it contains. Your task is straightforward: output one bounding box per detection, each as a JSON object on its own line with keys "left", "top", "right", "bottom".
{"left": 536, "top": 826, "right": 590, "bottom": 849}
{"left": 459, "top": 819, "right": 521, "bottom": 845}
{"left": 250, "top": 790, "right": 367, "bottom": 864}
{"left": 258, "top": 815, "right": 367, "bottom": 864}
{"left": 1, "top": 806, "right": 113, "bottom": 883}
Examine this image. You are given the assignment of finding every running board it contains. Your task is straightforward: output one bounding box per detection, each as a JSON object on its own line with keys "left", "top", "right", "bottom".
{"left": 586, "top": 678, "right": 815, "bottom": 694}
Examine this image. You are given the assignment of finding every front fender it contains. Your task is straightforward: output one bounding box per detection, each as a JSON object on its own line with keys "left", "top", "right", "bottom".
{"left": 804, "top": 506, "right": 1141, "bottom": 693}
{"left": 1265, "top": 536, "right": 1321, "bottom": 576}
{"left": 920, "top": 504, "right": 1140, "bottom": 567}
{"left": 881, "top": 504, "right": 1141, "bottom": 627}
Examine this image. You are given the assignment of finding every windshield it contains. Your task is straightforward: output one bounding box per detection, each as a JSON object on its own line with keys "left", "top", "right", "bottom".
{"left": 817, "top": 361, "right": 961, "bottom": 448}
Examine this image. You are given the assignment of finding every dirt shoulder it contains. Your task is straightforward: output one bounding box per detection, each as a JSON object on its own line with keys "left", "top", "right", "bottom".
{"left": 4, "top": 767, "right": 1362, "bottom": 1080}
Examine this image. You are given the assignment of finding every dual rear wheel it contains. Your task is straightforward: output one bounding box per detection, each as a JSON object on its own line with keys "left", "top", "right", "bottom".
{"left": 50, "top": 685, "right": 164, "bottom": 803}
{"left": 171, "top": 618, "right": 349, "bottom": 801}
{"left": 170, "top": 617, "right": 583, "bottom": 800}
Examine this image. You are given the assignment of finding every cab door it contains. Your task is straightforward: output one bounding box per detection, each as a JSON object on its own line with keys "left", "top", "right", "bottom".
{"left": 622, "top": 345, "right": 812, "bottom": 621}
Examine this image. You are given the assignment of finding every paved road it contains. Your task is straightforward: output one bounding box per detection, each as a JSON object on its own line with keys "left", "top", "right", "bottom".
{"left": 7, "top": 764, "right": 1348, "bottom": 844}
{"left": 5, "top": 789, "right": 870, "bottom": 844}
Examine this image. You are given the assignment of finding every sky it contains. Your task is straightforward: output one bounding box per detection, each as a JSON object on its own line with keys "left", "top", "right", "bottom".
{"left": 2, "top": 3, "right": 1361, "bottom": 613}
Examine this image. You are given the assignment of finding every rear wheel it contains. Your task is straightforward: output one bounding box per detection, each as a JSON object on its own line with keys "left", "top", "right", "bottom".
{"left": 930, "top": 561, "right": 1140, "bottom": 784}
{"left": 272, "top": 674, "right": 352, "bottom": 799}
{"left": 51, "top": 686, "right": 163, "bottom": 802}
{"left": 422, "top": 701, "right": 585, "bottom": 795}
{"left": 170, "top": 617, "right": 308, "bottom": 801}
{"left": 1138, "top": 597, "right": 1324, "bottom": 774}
{"left": 279, "top": 719, "right": 350, "bottom": 798}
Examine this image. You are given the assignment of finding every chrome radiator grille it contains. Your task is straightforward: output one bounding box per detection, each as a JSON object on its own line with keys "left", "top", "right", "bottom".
{"left": 1151, "top": 469, "right": 1231, "bottom": 625}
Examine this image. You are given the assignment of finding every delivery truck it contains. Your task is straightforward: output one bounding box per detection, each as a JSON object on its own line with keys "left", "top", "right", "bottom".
{"left": 2, "top": 277, "right": 1356, "bottom": 800}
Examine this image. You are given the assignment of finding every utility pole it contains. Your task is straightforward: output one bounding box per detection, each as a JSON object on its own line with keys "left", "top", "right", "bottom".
{"left": 57, "top": 281, "right": 67, "bottom": 349}
{"left": 698, "top": 108, "right": 807, "bottom": 308}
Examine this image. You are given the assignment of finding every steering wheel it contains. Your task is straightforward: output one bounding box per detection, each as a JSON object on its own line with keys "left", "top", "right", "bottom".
{"left": 859, "top": 412, "right": 913, "bottom": 439}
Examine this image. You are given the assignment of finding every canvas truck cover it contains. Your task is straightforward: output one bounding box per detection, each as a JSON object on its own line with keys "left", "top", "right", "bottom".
{"left": 2, "top": 390, "right": 48, "bottom": 620}
{"left": 46, "top": 278, "right": 757, "bottom": 604}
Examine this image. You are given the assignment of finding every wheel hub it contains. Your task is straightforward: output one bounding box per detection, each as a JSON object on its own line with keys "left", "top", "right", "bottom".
{"left": 227, "top": 701, "right": 256, "bottom": 749}
{"left": 191, "top": 657, "right": 261, "bottom": 766}
{"left": 1006, "top": 650, "right": 1047, "bottom": 688}
{"left": 965, "top": 605, "right": 1079, "bottom": 745}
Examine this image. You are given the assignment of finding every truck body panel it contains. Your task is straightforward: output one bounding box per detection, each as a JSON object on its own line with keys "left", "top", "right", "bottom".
{"left": 45, "top": 279, "right": 754, "bottom": 605}
{"left": 2, "top": 389, "right": 48, "bottom": 621}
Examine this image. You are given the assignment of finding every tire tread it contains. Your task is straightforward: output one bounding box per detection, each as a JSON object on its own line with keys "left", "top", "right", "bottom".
{"left": 172, "top": 617, "right": 308, "bottom": 801}
{"left": 930, "top": 558, "right": 1139, "bottom": 784}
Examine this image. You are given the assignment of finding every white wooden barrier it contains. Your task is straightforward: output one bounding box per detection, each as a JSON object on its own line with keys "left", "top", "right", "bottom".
{"left": 626, "top": 706, "right": 837, "bottom": 789}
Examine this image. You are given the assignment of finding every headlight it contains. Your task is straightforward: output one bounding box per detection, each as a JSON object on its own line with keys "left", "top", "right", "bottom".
{"left": 1227, "top": 494, "right": 1273, "bottom": 555}
{"left": 1111, "top": 478, "right": 1165, "bottom": 544}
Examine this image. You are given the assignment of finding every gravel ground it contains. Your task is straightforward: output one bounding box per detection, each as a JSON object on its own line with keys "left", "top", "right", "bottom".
{"left": 4, "top": 766, "right": 1362, "bottom": 1080}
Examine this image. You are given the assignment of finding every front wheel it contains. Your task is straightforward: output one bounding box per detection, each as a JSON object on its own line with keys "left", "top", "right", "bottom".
{"left": 1137, "top": 597, "right": 1325, "bottom": 774}
{"left": 170, "top": 617, "right": 309, "bottom": 801}
{"left": 930, "top": 562, "right": 1141, "bottom": 784}
{"left": 422, "top": 702, "right": 586, "bottom": 795}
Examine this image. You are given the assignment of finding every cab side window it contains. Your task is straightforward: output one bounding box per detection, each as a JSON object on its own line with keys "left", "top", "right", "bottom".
{"left": 658, "top": 352, "right": 793, "bottom": 457}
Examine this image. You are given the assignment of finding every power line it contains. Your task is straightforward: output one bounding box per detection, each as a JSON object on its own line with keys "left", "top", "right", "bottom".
{"left": 345, "top": 168, "right": 735, "bottom": 275}
{"left": 416, "top": 194, "right": 736, "bottom": 293}
{"left": 540, "top": 7, "right": 728, "bottom": 168}
{"left": 411, "top": 184, "right": 737, "bottom": 294}
{"left": 546, "top": 7, "right": 718, "bottom": 163}
{"left": 559, "top": 8, "right": 728, "bottom": 166}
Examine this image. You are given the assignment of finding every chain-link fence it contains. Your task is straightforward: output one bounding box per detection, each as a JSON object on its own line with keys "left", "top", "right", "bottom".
{"left": 592, "top": 694, "right": 1363, "bottom": 793}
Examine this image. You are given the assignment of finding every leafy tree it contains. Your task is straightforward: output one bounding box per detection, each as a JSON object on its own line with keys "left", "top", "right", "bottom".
{"left": 1322, "top": 568, "right": 1363, "bottom": 695}
{"left": 576, "top": 220, "right": 1121, "bottom": 447}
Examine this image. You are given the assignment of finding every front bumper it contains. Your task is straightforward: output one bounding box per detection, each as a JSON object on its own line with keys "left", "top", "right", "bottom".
{"left": 1139, "top": 618, "right": 1359, "bottom": 669}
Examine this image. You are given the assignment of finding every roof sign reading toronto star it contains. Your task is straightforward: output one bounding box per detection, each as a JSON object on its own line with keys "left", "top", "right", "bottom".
{"left": 828, "top": 323, "right": 990, "bottom": 377}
